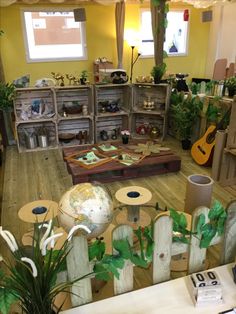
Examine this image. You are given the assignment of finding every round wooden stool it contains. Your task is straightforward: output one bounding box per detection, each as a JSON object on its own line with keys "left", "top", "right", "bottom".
{"left": 115, "top": 186, "right": 152, "bottom": 228}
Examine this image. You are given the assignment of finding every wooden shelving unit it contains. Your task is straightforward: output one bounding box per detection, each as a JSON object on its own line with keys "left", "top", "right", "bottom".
{"left": 131, "top": 83, "right": 170, "bottom": 141}
{"left": 94, "top": 84, "right": 132, "bottom": 143}
{"left": 14, "top": 83, "right": 171, "bottom": 152}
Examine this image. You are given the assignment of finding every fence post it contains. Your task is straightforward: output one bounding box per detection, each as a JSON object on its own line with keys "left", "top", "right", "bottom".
{"left": 113, "top": 224, "right": 133, "bottom": 295}
{"left": 66, "top": 236, "right": 92, "bottom": 306}
{"left": 153, "top": 213, "right": 173, "bottom": 284}
{"left": 221, "top": 200, "right": 236, "bottom": 264}
{"left": 188, "top": 206, "right": 209, "bottom": 274}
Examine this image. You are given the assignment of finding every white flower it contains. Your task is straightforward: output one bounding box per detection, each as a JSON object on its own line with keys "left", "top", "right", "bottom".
{"left": 39, "top": 220, "right": 54, "bottom": 249}
{"left": 67, "top": 224, "right": 91, "bottom": 241}
{"left": 21, "top": 257, "right": 38, "bottom": 278}
{"left": 0, "top": 227, "right": 18, "bottom": 252}
{"left": 41, "top": 233, "right": 63, "bottom": 256}
{"left": 0, "top": 255, "right": 3, "bottom": 262}
{"left": 121, "top": 130, "right": 130, "bottom": 136}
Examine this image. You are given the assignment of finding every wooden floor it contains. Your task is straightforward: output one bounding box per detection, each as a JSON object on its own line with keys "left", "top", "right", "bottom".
{"left": 1, "top": 137, "right": 236, "bottom": 309}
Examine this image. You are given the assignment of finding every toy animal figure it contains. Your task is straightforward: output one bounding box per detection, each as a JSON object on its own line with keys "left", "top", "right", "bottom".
{"left": 51, "top": 72, "right": 65, "bottom": 86}
{"left": 66, "top": 74, "right": 76, "bottom": 85}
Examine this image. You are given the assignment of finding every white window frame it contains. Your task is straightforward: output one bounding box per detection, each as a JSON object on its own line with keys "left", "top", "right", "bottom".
{"left": 21, "top": 8, "right": 87, "bottom": 63}
{"left": 139, "top": 9, "right": 190, "bottom": 58}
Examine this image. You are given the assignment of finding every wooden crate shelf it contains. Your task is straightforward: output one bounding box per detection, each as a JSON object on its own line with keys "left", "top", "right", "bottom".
{"left": 58, "top": 117, "right": 94, "bottom": 148}
{"left": 14, "top": 87, "right": 56, "bottom": 123}
{"left": 95, "top": 114, "right": 129, "bottom": 143}
{"left": 94, "top": 83, "right": 132, "bottom": 115}
{"left": 131, "top": 112, "right": 166, "bottom": 141}
{"left": 53, "top": 85, "right": 93, "bottom": 118}
{"left": 16, "top": 121, "right": 57, "bottom": 153}
{"left": 132, "top": 83, "right": 170, "bottom": 141}
{"left": 13, "top": 84, "right": 171, "bottom": 152}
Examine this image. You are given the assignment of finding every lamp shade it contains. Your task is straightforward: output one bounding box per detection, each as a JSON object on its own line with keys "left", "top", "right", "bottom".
{"left": 73, "top": 8, "right": 86, "bottom": 22}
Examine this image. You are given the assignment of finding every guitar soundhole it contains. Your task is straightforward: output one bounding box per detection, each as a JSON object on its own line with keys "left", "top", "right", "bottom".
{"left": 206, "top": 133, "right": 215, "bottom": 144}
{"left": 197, "top": 145, "right": 206, "bottom": 155}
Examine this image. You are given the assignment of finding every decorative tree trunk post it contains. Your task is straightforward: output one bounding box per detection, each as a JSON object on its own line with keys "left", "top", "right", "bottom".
{"left": 151, "top": 0, "right": 166, "bottom": 66}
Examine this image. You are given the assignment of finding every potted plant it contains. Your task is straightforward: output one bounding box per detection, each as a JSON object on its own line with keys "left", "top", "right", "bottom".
{"left": 224, "top": 76, "right": 236, "bottom": 97}
{"left": 0, "top": 223, "right": 93, "bottom": 314}
{"left": 121, "top": 130, "right": 130, "bottom": 144}
{"left": 0, "top": 82, "right": 16, "bottom": 146}
{"left": 150, "top": 63, "right": 166, "bottom": 84}
{"left": 80, "top": 70, "right": 88, "bottom": 85}
{"left": 170, "top": 92, "right": 203, "bottom": 149}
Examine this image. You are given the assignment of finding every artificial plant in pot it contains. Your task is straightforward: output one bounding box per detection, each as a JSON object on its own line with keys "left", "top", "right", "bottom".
{"left": 0, "top": 82, "right": 16, "bottom": 146}
{"left": 170, "top": 91, "right": 203, "bottom": 149}
{"left": 0, "top": 222, "right": 93, "bottom": 314}
{"left": 80, "top": 70, "right": 88, "bottom": 85}
{"left": 224, "top": 76, "right": 236, "bottom": 97}
{"left": 151, "top": 63, "right": 166, "bottom": 84}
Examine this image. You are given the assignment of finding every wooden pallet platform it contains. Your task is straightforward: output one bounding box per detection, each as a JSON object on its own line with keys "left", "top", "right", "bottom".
{"left": 63, "top": 142, "right": 181, "bottom": 184}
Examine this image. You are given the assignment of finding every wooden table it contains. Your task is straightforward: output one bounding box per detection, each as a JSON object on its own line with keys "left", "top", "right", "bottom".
{"left": 63, "top": 142, "right": 181, "bottom": 184}
{"left": 61, "top": 263, "right": 236, "bottom": 314}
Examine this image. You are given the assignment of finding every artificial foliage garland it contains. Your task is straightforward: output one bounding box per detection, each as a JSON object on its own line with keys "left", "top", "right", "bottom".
{"left": 89, "top": 201, "right": 227, "bottom": 281}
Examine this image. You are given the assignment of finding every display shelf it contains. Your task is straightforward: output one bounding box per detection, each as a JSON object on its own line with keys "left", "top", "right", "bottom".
{"left": 94, "top": 83, "right": 132, "bottom": 115}
{"left": 16, "top": 121, "right": 57, "bottom": 153}
{"left": 132, "top": 83, "right": 170, "bottom": 141}
{"left": 95, "top": 114, "right": 129, "bottom": 143}
{"left": 14, "top": 84, "right": 170, "bottom": 152}
{"left": 131, "top": 112, "right": 166, "bottom": 141}
{"left": 57, "top": 117, "right": 94, "bottom": 148}
{"left": 53, "top": 85, "right": 93, "bottom": 118}
{"left": 14, "top": 87, "right": 56, "bottom": 123}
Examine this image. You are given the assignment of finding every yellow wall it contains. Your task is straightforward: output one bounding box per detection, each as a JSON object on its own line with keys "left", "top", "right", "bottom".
{"left": 0, "top": 3, "right": 210, "bottom": 85}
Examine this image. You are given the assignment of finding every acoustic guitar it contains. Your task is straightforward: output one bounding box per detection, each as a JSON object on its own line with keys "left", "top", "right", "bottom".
{"left": 191, "top": 107, "right": 231, "bottom": 166}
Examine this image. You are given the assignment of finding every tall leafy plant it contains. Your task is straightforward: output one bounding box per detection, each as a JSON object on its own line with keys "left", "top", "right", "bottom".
{"left": 0, "top": 223, "right": 93, "bottom": 314}
{"left": 170, "top": 92, "right": 203, "bottom": 140}
{"left": 0, "top": 83, "right": 15, "bottom": 111}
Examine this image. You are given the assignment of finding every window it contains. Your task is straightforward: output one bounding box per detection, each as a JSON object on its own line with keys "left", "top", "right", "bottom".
{"left": 140, "top": 10, "right": 189, "bottom": 57}
{"left": 22, "top": 9, "right": 87, "bottom": 62}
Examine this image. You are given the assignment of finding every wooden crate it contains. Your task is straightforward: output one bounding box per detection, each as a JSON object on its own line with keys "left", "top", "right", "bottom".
{"left": 94, "top": 84, "right": 132, "bottom": 115}
{"left": 132, "top": 83, "right": 170, "bottom": 113}
{"left": 58, "top": 117, "right": 94, "bottom": 148}
{"left": 16, "top": 121, "right": 57, "bottom": 152}
{"left": 95, "top": 114, "right": 129, "bottom": 143}
{"left": 14, "top": 87, "right": 56, "bottom": 122}
{"left": 131, "top": 112, "right": 165, "bottom": 141}
{"left": 53, "top": 85, "right": 93, "bottom": 118}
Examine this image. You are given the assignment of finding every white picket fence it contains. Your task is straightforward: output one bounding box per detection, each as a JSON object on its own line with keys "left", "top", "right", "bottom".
{"left": 64, "top": 201, "right": 236, "bottom": 307}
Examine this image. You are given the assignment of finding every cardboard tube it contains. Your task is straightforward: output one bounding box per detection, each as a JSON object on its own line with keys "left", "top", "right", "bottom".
{"left": 184, "top": 174, "right": 214, "bottom": 214}
{"left": 212, "top": 130, "right": 227, "bottom": 181}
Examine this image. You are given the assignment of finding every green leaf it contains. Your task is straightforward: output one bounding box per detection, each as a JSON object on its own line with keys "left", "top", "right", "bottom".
{"left": 209, "top": 201, "right": 225, "bottom": 220}
{"left": 200, "top": 225, "right": 217, "bottom": 248}
{"left": 130, "top": 253, "right": 148, "bottom": 268}
{"left": 179, "top": 214, "right": 187, "bottom": 229}
{"left": 196, "top": 214, "right": 205, "bottom": 235}
{"left": 112, "top": 256, "right": 125, "bottom": 270}
{"left": 105, "top": 263, "right": 120, "bottom": 279}
{"left": 113, "top": 239, "right": 131, "bottom": 259}
{"left": 89, "top": 240, "right": 105, "bottom": 261}
{"left": 93, "top": 263, "right": 111, "bottom": 281}
{"left": 0, "top": 288, "right": 18, "bottom": 314}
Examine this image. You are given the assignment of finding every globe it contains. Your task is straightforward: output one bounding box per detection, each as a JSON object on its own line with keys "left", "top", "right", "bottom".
{"left": 58, "top": 182, "right": 113, "bottom": 239}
